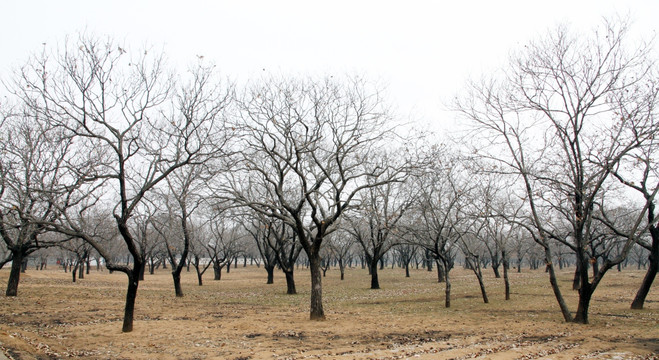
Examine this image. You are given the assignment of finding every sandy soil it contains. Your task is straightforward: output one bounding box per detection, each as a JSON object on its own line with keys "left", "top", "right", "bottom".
{"left": 0, "top": 264, "right": 657, "bottom": 359}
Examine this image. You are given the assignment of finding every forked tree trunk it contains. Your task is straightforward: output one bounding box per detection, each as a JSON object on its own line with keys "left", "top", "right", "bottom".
{"left": 196, "top": 269, "right": 203, "bottom": 286}
{"left": 572, "top": 248, "right": 593, "bottom": 324}
{"left": 492, "top": 263, "right": 501, "bottom": 278}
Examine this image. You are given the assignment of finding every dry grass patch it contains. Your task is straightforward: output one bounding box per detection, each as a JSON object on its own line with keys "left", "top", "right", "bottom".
{"left": 0, "top": 265, "right": 657, "bottom": 359}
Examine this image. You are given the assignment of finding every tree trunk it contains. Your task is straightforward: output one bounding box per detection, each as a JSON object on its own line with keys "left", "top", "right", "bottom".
{"left": 121, "top": 270, "right": 140, "bottom": 333}
{"left": 545, "top": 247, "right": 573, "bottom": 322}
{"left": 308, "top": 255, "right": 325, "bottom": 320}
{"left": 139, "top": 260, "right": 146, "bottom": 281}
{"left": 573, "top": 248, "right": 592, "bottom": 324}
{"left": 445, "top": 268, "right": 451, "bottom": 308}
{"left": 213, "top": 261, "right": 221, "bottom": 280}
{"left": 266, "top": 265, "right": 275, "bottom": 284}
{"left": 72, "top": 262, "right": 79, "bottom": 282}
{"left": 573, "top": 282, "right": 593, "bottom": 324}
{"left": 172, "top": 271, "right": 183, "bottom": 297}
{"left": 631, "top": 229, "right": 658, "bottom": 309}
{"left": 572, "top": 260, "right": 581, "bottom": 290}
{"left": 370, "top": 261, "right": 380, "bottom": 289}
{"left": 503, "top": 251, "right": 510, "bottom": 300}
{"left": 492, "top": 263, "right": 501, "bottom": 278}
{"left": 78, "top": 260, "right": 85, "bottom": 280}
{"left": 284, "top": 270, "right": 296, "bottom": 294}
{"left": 196, "top": 268, "right": 204, "bottom": 286}
{"left": 339, "top": 260, "right": 345, "bottom": 281}
{"left": 6, "top": 250, "right": 24, "bottom": 296}
{"left": 474, "top": 262, "right": 489, "bottom": 304}
{"left": 436, "top": 260, "right": 445, "bottom": 283}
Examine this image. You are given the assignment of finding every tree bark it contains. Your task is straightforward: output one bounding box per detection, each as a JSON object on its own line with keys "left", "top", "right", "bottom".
{"left": 475, "top": 264, "right": 489, "bottom": 304}
{"left": 370, "top": 261, "right": 380, "bottom": 289}
{"left": 196, "top": 270, "right": 203, "bottom": 286}
{"left": 573, "top": 282, "right": 593, "bottom": 324}
{"left": 284, "top": 270, "right": 296, "bottom": 294}
{"left": 5, "top": 249, "right": 24, "bottom": 296}
{"left": 172, "top": 272, "right": 183, "bottom": 297}
{"left": 78, "top": 259, "right": 85, "bottom": 280}
{"left": 308, "top": 255, "right": 325, "bottom": 320}
{"left": 436, "top": 260, "right": 445, "bottom": 283}
{"left": 444, "top": 264, "right": 451, "bottom": 308}
{"left": 492, "top": 263, "right": 501, "bottom": 278}
{"left": 121, "top": 270, "right": 140, "bottom": 332}
{"left": 72, "top": 262, "right": 79, "bottom": 282}
{"left": 503, "top": 251, "right": 510, "bottom": 300}
{"left": 631, "top": 228, "right": 659, "bottom": 309}
{"left": 544, "top": 247, "right": 573, "bottom": 322}
{"left": 573, "top": 247, "right": 592, "bottom": 324}
{"left": 266, "top": 265, "right": 275, "bottom": 284}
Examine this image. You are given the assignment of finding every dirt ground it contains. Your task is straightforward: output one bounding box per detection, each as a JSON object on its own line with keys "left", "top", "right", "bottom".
{"left": 0, "top": 264, "right": 657, "bottom": 359}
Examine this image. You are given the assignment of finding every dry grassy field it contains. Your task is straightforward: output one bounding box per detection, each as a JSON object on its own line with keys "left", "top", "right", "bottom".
{"left": 0, "top": 264, "right": 657, "bottom": 359}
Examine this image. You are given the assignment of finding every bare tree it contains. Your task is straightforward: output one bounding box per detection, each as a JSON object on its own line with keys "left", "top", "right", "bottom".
{"left": 326, "top": 229, "right": 355, "bottom": 280}
{"left": 455, "top": 18, "right": 659, "bottom": 323}
{"left": 348, "top": 171, "right": 414, "bottom": 289}
{"left": 219, "top": 76, "right": 406, "bottom": 319}
{"left": 10, "top": 34, "right": 234, "bottom": 331}
{"left": 243, "top": 211, "right": 279, "bottom": 284}
{"left": 0, "top": 104, "right": 72, "bottom": 295}
{"left": 207, "top": 214, "right": 245, "bottom": 281}
{"left": 407, "top": 149, "right": 466, "bottom": 307}
{"left": 152, "top": 163, "right": 212, "bottom": 297}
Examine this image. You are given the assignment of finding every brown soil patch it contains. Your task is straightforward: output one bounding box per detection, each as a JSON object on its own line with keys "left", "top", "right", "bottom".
{"left": 0, "top": 266, "right": 657, "bottom": 359}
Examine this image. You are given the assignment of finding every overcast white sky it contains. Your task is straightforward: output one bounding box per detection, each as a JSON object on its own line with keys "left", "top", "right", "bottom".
{"left": 2, "top": 0, "right": 658, "bottom": 131}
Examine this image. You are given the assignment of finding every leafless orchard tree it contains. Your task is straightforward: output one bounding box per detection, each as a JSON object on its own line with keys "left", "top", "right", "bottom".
{"left": 207, "top": 215, "right": 245, "bottom": 281}
{"left": 187, "top": 220, "right": 217, "bottom": 286}
{"left": 0, "top": 104, "right": 73, "bottom": 296}
{"left": 325, "top": 228, "right": 355, "bottom": 280}
{"left": 243, "top": 210, "right": 279, "bottom": 284}
{"left": 347, "top": 160, "right": 415, "bottom": 289}
{"left": 406, "top": 148, "right": 468, "bottom": 307}
{"left": 218, "top": 76, "right": 408, "bottom": 320}
{"left": 151, "top": 162, "right": 216, "bottom": 297}
{"left": 455, "top": 18, "right": 659, "bottom": 323}
{"left": 470, "top": 169, "right": 526, "bottom": 301}
{"left": 9, "top": 34, "right": 234, "bottom": 332}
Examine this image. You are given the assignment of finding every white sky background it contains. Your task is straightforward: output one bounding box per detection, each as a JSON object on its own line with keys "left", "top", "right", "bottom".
{"left": 2, "top": 0, "right": 658, "bottom": 133}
